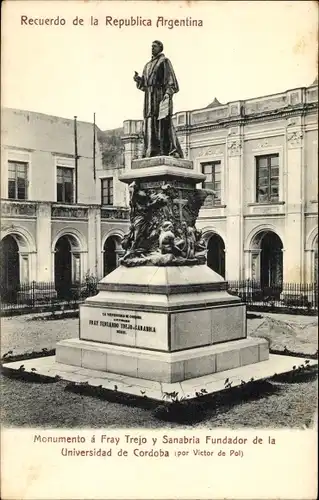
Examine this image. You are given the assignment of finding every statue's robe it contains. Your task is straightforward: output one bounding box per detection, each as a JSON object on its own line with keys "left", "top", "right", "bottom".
{"left": 136, "top": 53, "right": 183, "bottom": 158}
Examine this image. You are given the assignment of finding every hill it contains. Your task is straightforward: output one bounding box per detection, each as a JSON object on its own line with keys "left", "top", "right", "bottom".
{"left": 97, "top": 127, "right": 124, "bottom": 168}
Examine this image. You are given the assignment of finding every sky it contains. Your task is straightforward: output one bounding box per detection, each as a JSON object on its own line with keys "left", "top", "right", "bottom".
{"left": 2, "top": 0, "right": 318, "bottom": 130}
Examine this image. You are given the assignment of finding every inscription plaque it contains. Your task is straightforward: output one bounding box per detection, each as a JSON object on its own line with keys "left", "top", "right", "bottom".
{"left": 80, "top": 305, "right": 168, "bottom": 350}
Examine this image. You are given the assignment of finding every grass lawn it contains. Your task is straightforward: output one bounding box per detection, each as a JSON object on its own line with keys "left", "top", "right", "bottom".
{"left": 1, "top": 311, "right": 318, "bottom": 428}
{"left": 1, "top": 371, "right": 317, "bottom": 429}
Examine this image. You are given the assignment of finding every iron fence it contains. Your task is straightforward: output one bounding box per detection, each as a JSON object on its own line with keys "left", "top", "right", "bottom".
{"left": 0, "top": 278, "right": 317, "bottom": 316}
{"left": 227, "top": 280, "right": 318, "bottom": 314}
{"left": 0, "top": 279, "right": 98, "bottom": 316}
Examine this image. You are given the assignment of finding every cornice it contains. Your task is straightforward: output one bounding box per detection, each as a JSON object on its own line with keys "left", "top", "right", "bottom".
{"left": 176, "top": 103, "right": 318, "bottom": 135}
{"left": 120, "top": 134, "right": 141, "bottom": 142}
{"left": 4, "top": 146, "right": 35, "bottom": 153}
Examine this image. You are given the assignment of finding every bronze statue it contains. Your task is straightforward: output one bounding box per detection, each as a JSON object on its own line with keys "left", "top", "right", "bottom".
{"left": 119, "top": 43, "right": 216, "bottom": 267}
{"left": 133, "top": 40, "right": 183, "bottom": 158}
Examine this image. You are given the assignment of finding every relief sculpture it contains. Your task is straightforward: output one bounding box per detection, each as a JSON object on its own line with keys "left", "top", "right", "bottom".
{"left": 120, "top": 181, "right": 214, "bottom": 267}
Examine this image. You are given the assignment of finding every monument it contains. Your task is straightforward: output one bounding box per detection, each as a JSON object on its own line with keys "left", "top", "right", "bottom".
{"left": 133, "top": 40, "right": 183, "bottom": 159}
{"left": 56, "top": 41, "right": 269, "bottom": 386}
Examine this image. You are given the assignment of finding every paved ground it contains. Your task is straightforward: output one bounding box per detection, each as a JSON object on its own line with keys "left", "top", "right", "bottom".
{"left": 4, "top": 353, "right": 317, "bottom": 402}
{"left": 1, "top": 311, "right": 318, "bottom": 357}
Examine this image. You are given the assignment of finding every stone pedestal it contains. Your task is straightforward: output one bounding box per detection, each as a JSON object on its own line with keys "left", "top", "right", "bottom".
{"left": 56, "top": 156, "right": 269, "bottom": 386}
{"left": 56, "top": 265, "right": 268, "bottom": 382}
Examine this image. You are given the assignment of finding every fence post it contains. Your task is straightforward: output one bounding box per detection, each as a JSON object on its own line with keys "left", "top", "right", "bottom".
{"left": 31, "top": 281, "right": 36, "bottom": 308}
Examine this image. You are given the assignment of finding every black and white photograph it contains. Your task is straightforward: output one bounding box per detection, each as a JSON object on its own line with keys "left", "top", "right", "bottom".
{"left": 1, "top": 1, "right": 318, "bottom": 498}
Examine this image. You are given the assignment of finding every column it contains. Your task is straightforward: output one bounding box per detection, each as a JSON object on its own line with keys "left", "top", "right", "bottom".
{"left": 95, "top": 208, "right": 102, "bottom": 279}
{"left": 243, "top": 249, "right": 261, "bottom": 282}
{"left": 284, "top": 129, "right": 304, "bottom": 283}
{"left": 36, "top": 202, "right": 52, "bottom": 282}
{"left": 71, "top": 253, "right": 81, "bottom": 282}
{"left": 88, "top": 206, "right": 100, "bottom": 277}
{"left": 243, "top": 250, "right": 250, "bottom": 280}
{"left": 225, "top": 137, "right": 243, "bottom": 280}
{"left": 19, "top": 253, "right": 30, "bottom": 283}
{"left": 305, "top": 247, "right": 318, "bottom": 283}
{"left": 251, "top": 250, "right": 261, "bottom": 282}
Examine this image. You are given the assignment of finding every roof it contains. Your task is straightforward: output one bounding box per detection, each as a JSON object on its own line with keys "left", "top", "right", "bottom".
{"left": 206, "top": 97, "right": 222, "bottom": 108}
{"left": 2, "top": 107, "right": 101, "bottom": 131}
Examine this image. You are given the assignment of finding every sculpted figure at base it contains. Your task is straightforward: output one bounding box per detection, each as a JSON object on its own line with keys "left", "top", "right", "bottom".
{"left": 159, "top": 221, "right": 185, "bottom": 257}
{"left": 120, "top": 181, "right": 211, "bottom": 267}
{"left": 122, "top": 181, "right": 168, "bottom": 257}
{"left": 133, "top": 40, "right": 183, "bottom": 158}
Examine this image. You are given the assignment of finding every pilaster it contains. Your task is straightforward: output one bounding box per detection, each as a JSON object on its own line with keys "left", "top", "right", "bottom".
{"left": 36, "top": 202, "right": 52, "bottom": 281}
{"left": 88, "top": 206, "right": 101, "bottom": 277}
{"left": 225, "top": 133, "right": 244, "bottom": 280}
{"left": 284, "top": 125, "right": 304, "bottom": 282}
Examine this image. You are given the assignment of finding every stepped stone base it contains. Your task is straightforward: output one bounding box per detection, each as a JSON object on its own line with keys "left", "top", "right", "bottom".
{"left": 56, "top": 265, "right": 270, "bottom": 383}
{"left": 56, "top": 337, "right": 269, "bottom": 383}
{"left": 4, "top": 354, "right": 316, "bottom": 402}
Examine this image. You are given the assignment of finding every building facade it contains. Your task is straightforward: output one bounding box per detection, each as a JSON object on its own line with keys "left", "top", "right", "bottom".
{"left": 1, "top": 108, "right": 129, "bottom": 299}
{"left": 122, "top": 81, "right": 318, "bottom": 285}
{"left": 1, "top": 81, "right": 318, "bottom": 301}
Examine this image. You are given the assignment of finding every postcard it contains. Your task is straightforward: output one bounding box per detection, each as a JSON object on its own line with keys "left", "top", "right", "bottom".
{"left": 1, "top": 1, "right": 318, "bottom": 499}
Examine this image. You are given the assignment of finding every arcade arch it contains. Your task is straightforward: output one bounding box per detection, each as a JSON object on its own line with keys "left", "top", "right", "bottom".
{"left": 102, "top": 234, "right": 123, "bottom": 276}
{"left": 0, "top": 228, "right": 35, "bottom": 301}
{"left": 203, "top": 230, "right": 226, "bottom": 278}
{"left": 249, "top": 229, "right": 283, "bottom": 287}
{"left": 53, "top": 233, "right": 82, "bottom": 298}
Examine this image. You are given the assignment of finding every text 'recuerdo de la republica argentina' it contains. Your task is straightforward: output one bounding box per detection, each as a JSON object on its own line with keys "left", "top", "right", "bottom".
{"left": 20, "top": 16, "right": 204, "bottom": 29}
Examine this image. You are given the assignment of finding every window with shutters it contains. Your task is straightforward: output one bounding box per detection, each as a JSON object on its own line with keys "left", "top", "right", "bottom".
{"left": 201, "top": 161, "right": 221, "bottom": 205}
{"left": 57, "top": 167, "right": 74, "bottom": 203}
{"left": 101, "top": 178, "right": 113, "bottom": 206}
{"left": 256, "top": 154, "right": 279, "bottom": 203}
{"left": 8, "top": 161, "right": 28, "bottom": 200}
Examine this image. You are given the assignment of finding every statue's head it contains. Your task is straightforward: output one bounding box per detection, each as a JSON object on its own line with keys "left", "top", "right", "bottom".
{"left": 152, "top": 40, "right": 163, "bottom": 57}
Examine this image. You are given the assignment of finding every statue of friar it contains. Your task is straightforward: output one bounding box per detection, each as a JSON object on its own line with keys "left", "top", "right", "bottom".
{"left": 133, "top": 40, "right": 183, "bottom": 159}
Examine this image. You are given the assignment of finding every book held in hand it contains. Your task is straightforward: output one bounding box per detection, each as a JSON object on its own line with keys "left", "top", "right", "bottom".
{"left": 158, "top": 97, "right": 169, "bottom": 120}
